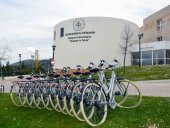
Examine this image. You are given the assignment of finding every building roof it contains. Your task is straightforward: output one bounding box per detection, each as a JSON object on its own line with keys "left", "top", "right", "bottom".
{"left": 144, "top": 5, "right": 170, "bottom": 24}
{"left": 132, "top": 41, "right": 170, "bottom": 52}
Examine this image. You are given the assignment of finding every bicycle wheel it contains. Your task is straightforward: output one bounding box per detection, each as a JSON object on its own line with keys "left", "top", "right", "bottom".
{"left": 18, "top": 83, "right": 29, "bottom": 107}
{"left": 10, "top": 82, "right": 22, "bottom": 106}
{"left": 33, "top": 85, "right": 44, "bottom": 109}
{"left": 26, "top": 85, "right": 36, "bottom": 108}
{"left": 64, "top": 81, "right": 74, "bottom": 117}
{"left": 70, "top": 82, "right": 85, "bottom": 121}
{"left": 41, "top": 83, "right": 53, "bottom": 111}
{"left": 49, "top": 82, "right": 60, "bottom": 112}
{"left": 112, "top": 79, "right": 128, "bottom": 107}
{"left": 56, "top": 82, "right": 68, "bottom": 115}
{"left": 80, "top": 83, "right": 107, "bottom": 127}
{"left": 116, "top": 79, "right": 142, "bottom": 108}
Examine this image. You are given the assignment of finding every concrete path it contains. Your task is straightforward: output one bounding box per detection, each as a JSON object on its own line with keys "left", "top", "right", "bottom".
{"left": 135, "top": 80, "right": 170, "bottom": 97}
{"left": 0, "top": 76, "right": 32, "bottom": 92}
{"left": 0, "top": 76, "right": 170, "bottom": 97}
{"left": 0, "top": 76, "right": 19, "bottom": 93}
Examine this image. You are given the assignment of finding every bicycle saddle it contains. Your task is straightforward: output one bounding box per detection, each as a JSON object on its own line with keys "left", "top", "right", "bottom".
{"left": 53, "top": 74, "right": 60, "bottom": 78}
{"left": 73, "top": 71, "right": 81, "bottom": 75}
{"left": 48, "top": 73, "right": 54, "bottom": 76}
{"left": 63, "top": 74, "right": 71, "bottom": 77}
{"left": 33, "top": 75, "right": 39, "bottom": 78}
{"left": 26, "top": 77, "right": 32, "bottom": 80}
{"left": 40, "top": 74, "right": 46, "bottom": 78}
{"left": 90, "top": 68, "right": 100, "bottom": 73}
{"left": 82, "top": 71, "right": 91, "bottom": 75}
{"left": 18, "top": 75, "right": 24, "bottom": 79}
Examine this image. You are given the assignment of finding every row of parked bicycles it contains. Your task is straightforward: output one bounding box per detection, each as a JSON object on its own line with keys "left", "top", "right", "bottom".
{"left": 10, "top": 60, "right": 142, "bottom": 127}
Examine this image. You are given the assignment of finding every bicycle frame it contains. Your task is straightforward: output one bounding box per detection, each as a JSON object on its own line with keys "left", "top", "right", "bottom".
{"left": 97, "top": 65, "right": 127, "bottom": 108}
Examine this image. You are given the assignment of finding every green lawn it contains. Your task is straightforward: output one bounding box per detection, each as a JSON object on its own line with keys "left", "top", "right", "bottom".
{"left": 112, "top": 65, "right": 170, "bottom": 81}
{"left": 2, "top": 65, "right": 170, "bottom": 81}
{"left": 0, "top": 94, "right": 170, "bottom": 128}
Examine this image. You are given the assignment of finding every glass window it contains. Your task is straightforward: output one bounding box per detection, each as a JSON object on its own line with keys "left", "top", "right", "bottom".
{"left": 142, "top": 51, "right": 152, "bottom": 59}
{"left": 157, "top": 19, "right": 162, "bottom": 30}
{"left": 166, "top": 59, "right": 170, "bottom": 64}
{"left": 60, "top": 28, "right": 64, "bottom": 37}
{"left": 142, "top": 59, "right": 152, "bottom": 65}
{"left": 153, "top": 50, "right": 164, "bottom": 59}
{"left": 157, "top": 36, "right": 162, "bottom": 41}
{"left": 153, "top": 59, "right": 164, "bottom": 65}
{"left": 131, "top": 59, "right": 139, "bottom": 65}
{"left": 166, "top": 50, "right": 170, "bottom": 64}
{"left": 131, "top": 52, "right": 140, "bottom": 66}
{"left": 131, "top": 52, "right": 139, "bottom": 59}
{"left": 166, "top": 49, "right": 170, "bottom": 58}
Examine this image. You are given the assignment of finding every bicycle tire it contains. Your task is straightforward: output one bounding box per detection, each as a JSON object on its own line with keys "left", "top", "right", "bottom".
{"left": 80, "top": 83, "right": 107, "bottom": 127}
{"left": 116, "top": 79, "right": 142, "bottom": 109}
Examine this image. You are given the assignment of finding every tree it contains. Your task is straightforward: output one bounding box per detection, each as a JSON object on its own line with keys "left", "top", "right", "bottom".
{"left": 0, "top": 45, "right": 11, "bottom": 77}
{"left": 21, "top": 62, "right": 26, "bottom": 69}
{"left": 0, "top": 45, "right": 11, "bottom": 61}
{"left": 119, "top": 24, "right": 137, "bottom": 71}
{"left": 6, "top": 61, "right": 11, "bottom": 71}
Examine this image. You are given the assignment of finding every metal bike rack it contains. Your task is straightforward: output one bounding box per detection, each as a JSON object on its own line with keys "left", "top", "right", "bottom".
{"left": 0, "top": 85, "right": 4, "bottom": 93}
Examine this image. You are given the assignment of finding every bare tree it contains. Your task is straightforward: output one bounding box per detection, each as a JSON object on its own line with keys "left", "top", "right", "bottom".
{"left": 119, "top": 24, "right": 137, "bottom": 71}
{"left": 0, "top": 45, "right": 11, "bottom": 77}
{"left": 0, "top": 45, "right": 11, "bottom": 61}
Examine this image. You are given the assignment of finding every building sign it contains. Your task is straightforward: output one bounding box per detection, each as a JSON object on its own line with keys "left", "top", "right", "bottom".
{"left": 141, "top": 46, "right": 154, "bottom": 50}
{"left": 65, "top": 31, "right": 95, "bottom": 42}
{"left": 73, "top": 18, "right": 85, "bottom": 31}
{"left": 65, "top": 18, "right": 96, "bottom": 43}
{"left": 141, "top": 44, "right": 154, "bottom": 50}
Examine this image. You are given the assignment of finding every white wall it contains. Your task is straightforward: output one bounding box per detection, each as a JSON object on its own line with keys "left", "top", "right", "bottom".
{"left": 54, "top": 17, "right": 139, "bottom": 68}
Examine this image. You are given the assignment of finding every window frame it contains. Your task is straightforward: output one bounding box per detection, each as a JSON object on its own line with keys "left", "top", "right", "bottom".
{"left": 157, "top": 36, "right": 162, "bottom": 41}
{"left": 157, "top": 19, "right": 162, "bottom": 30}
{"left": 60, "top": 28, "right": 64, "bottom": 37}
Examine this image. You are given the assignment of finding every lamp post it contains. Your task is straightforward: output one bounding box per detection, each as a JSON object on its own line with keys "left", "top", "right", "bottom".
{"left": 19, "top": 54, "right": 21, "bottom": 74}
{"left": 51, "top": 45, "right": 56, "bottom": 72}
{"left": 138, "top": 34, "right": 143, "bottom": 67}
{"left": 52, "top": 45, "right": 56, "bottom": 60}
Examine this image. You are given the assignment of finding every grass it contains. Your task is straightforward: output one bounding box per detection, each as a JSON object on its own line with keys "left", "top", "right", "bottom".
{"left": 2, "top": 65, "right": 170, "bottom": 81}
{"left": 0, "top": 94, "right": 170, "bottom": 128}
{"left": 73, "top": 65, "right": 170, "bottom": 81}
{"left": 113, "top": 65, "right": 170, "bottom": 81}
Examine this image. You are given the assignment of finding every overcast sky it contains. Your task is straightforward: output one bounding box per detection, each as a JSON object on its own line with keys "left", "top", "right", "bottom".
{"left": 0, "top": 0, "right": 169, "bottom": 64}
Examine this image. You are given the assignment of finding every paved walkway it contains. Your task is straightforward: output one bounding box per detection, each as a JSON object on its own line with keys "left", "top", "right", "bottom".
{"left": 0, "top": 76, "right": 18, "bottom": 93}
{"left": 134, "top": 80, "right": 170, "bottom": 97}
{"left": 0, "top": 77, "right": 170, "bottom": 97}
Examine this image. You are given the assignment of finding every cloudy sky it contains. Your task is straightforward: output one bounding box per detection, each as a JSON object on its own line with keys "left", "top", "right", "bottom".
{"left": 0, "top": 0, "right": 169, "bottom": 64}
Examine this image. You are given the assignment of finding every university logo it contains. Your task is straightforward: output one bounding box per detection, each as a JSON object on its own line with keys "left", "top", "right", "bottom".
{"left": 73, "top": 18, "right": 85, "bottom": 31}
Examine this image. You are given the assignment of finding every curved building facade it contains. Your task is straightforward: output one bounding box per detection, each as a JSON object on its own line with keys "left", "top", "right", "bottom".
{"left": 53, "top": 17, "right": 139, "bottom": 68}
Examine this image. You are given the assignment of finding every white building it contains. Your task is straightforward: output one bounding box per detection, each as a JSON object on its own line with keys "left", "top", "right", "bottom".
{"left": 131, "top": 5, "right": 170, "bottom": 66}
{"left": 132, "top": 41, "right": 170, "bottom": 65}
{"left": 53, "top": 17, "right": 139, "bottom": 68}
